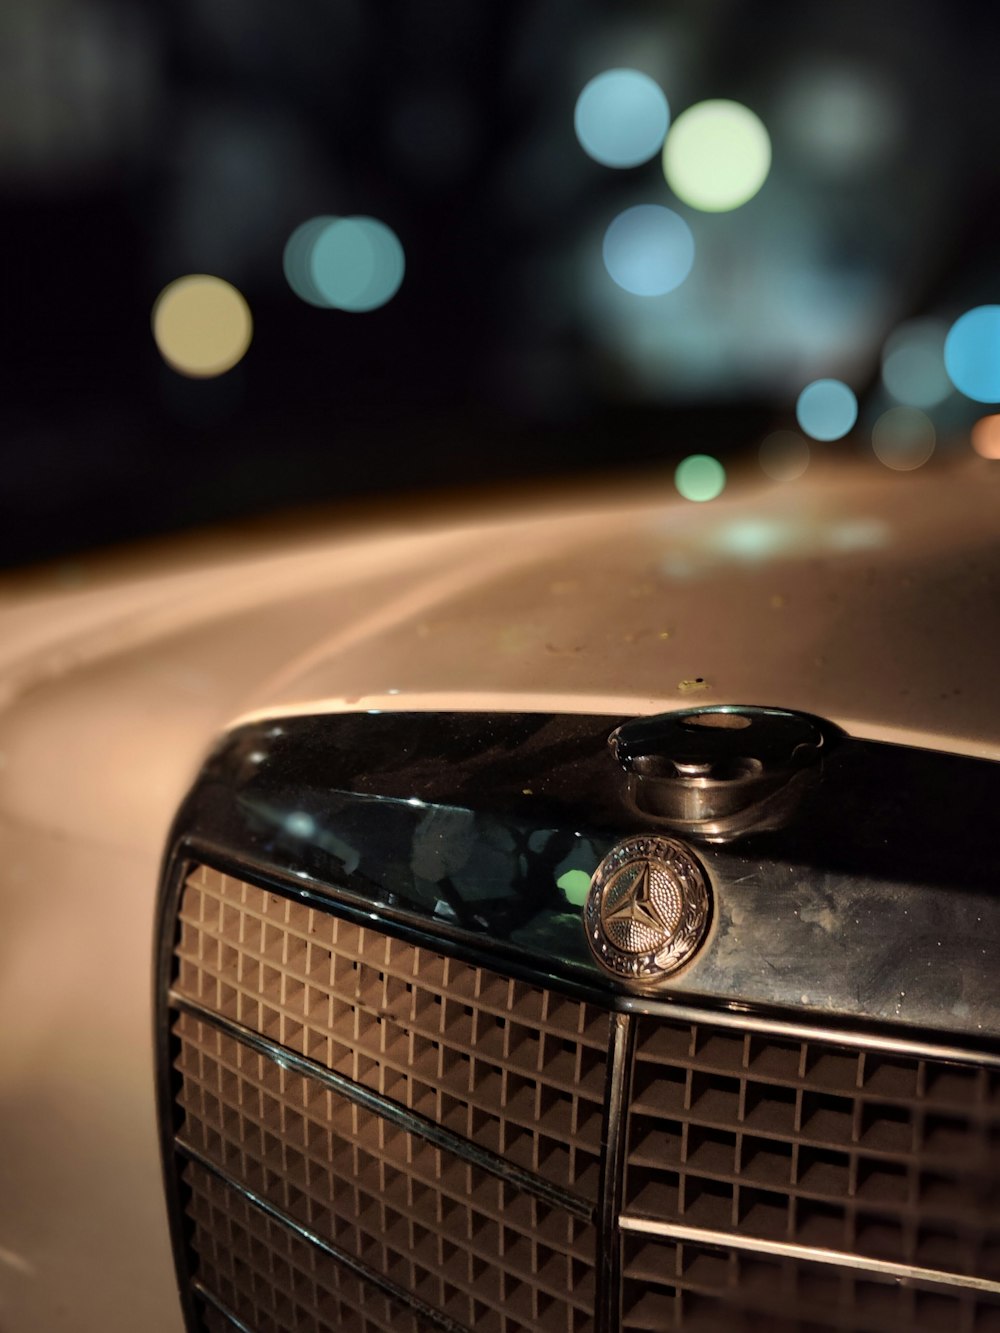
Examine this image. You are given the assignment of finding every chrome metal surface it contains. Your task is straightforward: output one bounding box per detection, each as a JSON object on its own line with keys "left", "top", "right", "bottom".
{"left": 178, "top": 1140, "right": 468, "bottom": 1333}
{"left": 170, "top": 990, "right": 593, "bottom": 1221}
{"left": 191, "top": 1281, "right": 257, "bottom": 1333}
{"left": 595, "top": 1013, "right": 633, "bottom": 1333}
{"left": 617, "top": 1217, "right": 1000, "bottom": 1296}
{"left": 609, "top": 705, "right": 829, "bottom": 840}
{"left": 584, "top": 837, "right": 711, "bottom": 983}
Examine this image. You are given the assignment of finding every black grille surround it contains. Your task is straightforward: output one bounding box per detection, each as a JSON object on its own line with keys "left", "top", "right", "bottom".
{"left": 155, "top": 711, "right": 1000, "bottom": 1333}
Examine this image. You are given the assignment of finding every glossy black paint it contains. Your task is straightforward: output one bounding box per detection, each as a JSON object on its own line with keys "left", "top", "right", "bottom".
{"left": 160, "top": 709, "right": 1000, "bottom": 1044}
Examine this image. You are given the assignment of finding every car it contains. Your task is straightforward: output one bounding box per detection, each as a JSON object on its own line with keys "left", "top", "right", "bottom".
{"left": 1, "top": 460, "right": 999, "bottom": 1333}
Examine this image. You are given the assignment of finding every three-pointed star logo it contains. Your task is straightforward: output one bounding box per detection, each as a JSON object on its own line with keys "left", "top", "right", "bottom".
{"left": 602, "top": 862, "right": 664, "bottom": 937}
{"left": 586, "top": 835, "right": 709, "bottom": 980}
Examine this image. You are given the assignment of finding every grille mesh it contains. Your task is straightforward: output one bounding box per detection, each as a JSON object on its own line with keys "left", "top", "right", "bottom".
{"left": 171, "top": 865, "right": 603, "bottom": 1333}
{"left": 175, "top": 865, "right": 607, "bottom": 1200}
{"left": 175, "top": 1013, "right": 596, "bottom": 1330}
{"left": 625, "top": 1016, "right": 1000, "bottom": 1278}
{"left": 186, "top": 1158, "right": 430, "bottom": 1333}
{"left": 166, "top": 863, "right": 1000, "bottom": 1333}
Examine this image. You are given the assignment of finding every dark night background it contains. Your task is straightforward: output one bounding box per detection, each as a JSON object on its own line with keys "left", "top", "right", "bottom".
{"left": 3, "top": 0, "right": 999, "bottom": 567}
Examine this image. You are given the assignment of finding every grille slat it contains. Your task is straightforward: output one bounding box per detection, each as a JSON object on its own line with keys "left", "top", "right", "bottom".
{"left": 165, "top": 863, "right": 1000, "bottom": 1332}
{"left": 194, "top": 1279, "right": 258, "bottom": 1333}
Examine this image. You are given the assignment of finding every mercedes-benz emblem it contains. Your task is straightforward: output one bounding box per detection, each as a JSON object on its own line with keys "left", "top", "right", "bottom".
{"left": 585, "top": 835, "right": 711, "bottom": 982}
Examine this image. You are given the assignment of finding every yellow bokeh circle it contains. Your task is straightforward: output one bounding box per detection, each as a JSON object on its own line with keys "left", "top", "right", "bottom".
{"left": 663, "top": 99, "right": 771, "bottom": 212}
{"left": 152, "top": 274, "right": 253, "bottom": 378}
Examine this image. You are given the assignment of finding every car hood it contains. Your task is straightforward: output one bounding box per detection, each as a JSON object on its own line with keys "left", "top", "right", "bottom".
{"left": 231, "top": 460, "right": 1000, "bottom": 762}
{"left": 3, "top": 459, "right": 998, "bottom": 788}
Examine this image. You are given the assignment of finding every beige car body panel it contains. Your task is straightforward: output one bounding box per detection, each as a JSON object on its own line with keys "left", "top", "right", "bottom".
{"left": 0, "top": 459, "right": 997, "bottom": 1331}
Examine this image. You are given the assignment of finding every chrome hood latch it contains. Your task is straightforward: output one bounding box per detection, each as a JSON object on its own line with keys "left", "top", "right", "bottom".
{"left": 609, "top": 704, "right": 832, "bottom": 841}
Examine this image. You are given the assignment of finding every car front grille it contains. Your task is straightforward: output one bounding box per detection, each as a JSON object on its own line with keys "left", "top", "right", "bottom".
{"left": 162, "top": 863, "right": 1000, "bottom": 1333}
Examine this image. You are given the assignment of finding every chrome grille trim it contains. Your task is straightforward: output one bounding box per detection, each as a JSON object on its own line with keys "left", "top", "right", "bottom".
{"left": 595, "top": 1013, "right": 633, "bottom": 1333}
{"left": 170, "top": 990, "right": 594, "bottom": 1222}
{"left": 619, "top": 998, "right": 1000, "bottom": 1071}
{"left": 617, "top": 1215, "right": 1000, "bottom": 1296}
{"left": 191, "top": 1280, "right": 256, "bottom": 1333}
{"left": 177, "top": 1138, "right": 470, "bottom": 1333}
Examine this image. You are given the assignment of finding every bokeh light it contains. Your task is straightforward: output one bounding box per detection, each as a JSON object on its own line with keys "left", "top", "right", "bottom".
{"left": 313, "top": 217, "right": 405, "bottom": 311}
{"left": 778, "top": 65, "right": 903, "bottom": 177}
{"left": 675, "top": 454, "right": 726, "bottom": 502}
{"left": 602, "top": 205, "right": 694, "bottom": 296}
{"left": 574, "top": 69, "right": 670, "bottom": 168}
{"left": 971, "top": 415, "right": 1000, "bottom": 459}
{"left": 759, "top": 430, "right": 810, "bottom": 481}
{"left": 944, "top": 305, "right": 1000, "bottom": 402}
{"left": 881, "top": 319, "right": 951, "bottom": 408}
{"left": 283, "top": 217, "right": 335, "bottom": 308}
{"left": 662, "top": 100, "right": 771, "bottom": 211}
{"left": 795, "top": 379, "right": 858, "bottom": 441}
{"left": 151, "top": 275, "right": 252, "bottom": 378}
{"left": 871, "top": 406, "right": 935, "bottom": 470}
{"left": 283, "top": 215, "right": 405, "bottom": 311}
